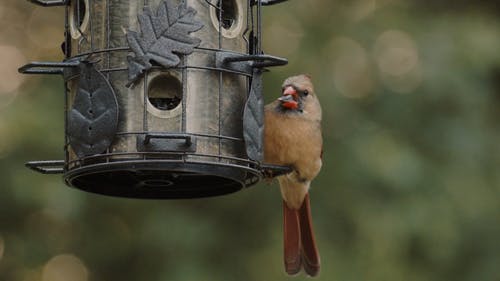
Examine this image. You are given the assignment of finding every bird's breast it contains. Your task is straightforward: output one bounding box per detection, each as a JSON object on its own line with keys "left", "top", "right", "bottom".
{"left": 263, "top": 110, "right": 322, "bottom": 180}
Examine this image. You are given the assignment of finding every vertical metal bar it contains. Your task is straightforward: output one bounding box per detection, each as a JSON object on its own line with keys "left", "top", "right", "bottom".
{"left": 245, "top": 0, "right": 251, "bottom": 155}
{"left": 143, "top": 71, "right": 148, "bottom": 160}
{"left": 64, "top": 1, "right": 70, "bottom": 58}
{"left": 76, "top": 0, "right": 80, "bottom": 29}
{"left": 105, "top": 0, "right": 111, "bottom": 161}
{"left": 106, "top": 0, "right": 111, "bottom": 74}
{"left": 257, "top": 0, "right": 262, "bottom": 52}
{"left": 218, "top": 73, "right": 223, "bottom": 159}
{"left": 250, "top": 0, "right": 255, "bottom": 54}
{"left": 142, "top": 0, "right": 149, "bottom": 160}
{"left": 142, "top": 0, "right": 148, "bottom": 135}
{"left": 76, "top": 1, "right": 81, "bottom": 54}
{"left": 217, "top": 0, "right": 223, "bottom": 160}
{"left": 245, "top": 0, "right": 251, "bottom": 96}
{"left": 181, "top": 0, "right": 188, "bottom": 163}
{"left": 143, "top": 72, "right": 148, "bottom": 132}
{"left": 244, "top": 0, "right": 250, "bottom": 53}
{"left": 182, "top": 57, "right": 187, "bottom": 133}
{"left": 181, "top": 57, "right": 187, "bottom": 164}
{"left": 218, "top": 0, "right": 222, "bottom": 49}
{"left": 181, "top": 0, "right": 187, "bottom": 134}
{"left": 89, "top": 0, "right": 94, "bottom": 51}
{"left": 64, "top": 4, "right": 70, "bottom": 171}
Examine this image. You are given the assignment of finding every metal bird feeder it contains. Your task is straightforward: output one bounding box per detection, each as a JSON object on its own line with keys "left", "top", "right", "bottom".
{"left": 20, "top": 0, "right": 290, "bottom": 199}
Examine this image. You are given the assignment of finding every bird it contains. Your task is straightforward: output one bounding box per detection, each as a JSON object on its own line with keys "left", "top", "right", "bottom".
{"left": 264, "top": 74, "right": 323, "bottom": 277}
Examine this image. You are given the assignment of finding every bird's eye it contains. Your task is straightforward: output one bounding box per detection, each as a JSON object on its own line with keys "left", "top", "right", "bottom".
{"left": 303, "top": 90, "right": 309, "bottom": 96}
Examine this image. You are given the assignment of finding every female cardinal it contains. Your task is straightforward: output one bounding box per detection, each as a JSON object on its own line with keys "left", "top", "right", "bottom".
{"left": 264, "top": 74, "right": 322, "bottom": 276}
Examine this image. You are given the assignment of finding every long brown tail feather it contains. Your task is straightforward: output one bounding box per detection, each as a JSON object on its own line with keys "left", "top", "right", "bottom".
{"left": 283, "top": 200, "right": 301, "bottom": 275}
{"left": 298, "top": 193, "right": 320, "bottom": 277}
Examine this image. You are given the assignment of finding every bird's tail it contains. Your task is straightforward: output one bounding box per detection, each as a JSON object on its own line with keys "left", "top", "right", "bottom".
{"left": 283, "top": 193, "right": 320, "bottom": 276}
{"left": 298, "top": 193, "right": 320, "bottom": 276}
{"left": 283, "top": 200, "right": 301, "bottom": 275}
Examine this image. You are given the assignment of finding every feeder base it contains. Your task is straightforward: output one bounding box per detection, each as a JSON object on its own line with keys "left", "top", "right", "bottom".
{"left": 64, "top": 160, "right": 261, "bottom": 199}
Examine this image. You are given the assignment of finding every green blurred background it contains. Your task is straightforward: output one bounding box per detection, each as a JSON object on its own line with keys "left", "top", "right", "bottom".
{"left": 1, "top": 0, "right": 500, "bottom": 280}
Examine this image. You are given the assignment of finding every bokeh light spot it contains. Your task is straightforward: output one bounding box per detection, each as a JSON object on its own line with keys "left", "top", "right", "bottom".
{"left": 330, "top": 37, "right": 374, "bottom": 98}
{"left": 374, "top": 30, "right": 422, "bottom": 93}
{"left": 374, "top": 30, "right": 419, "bottom": 76}
{"left": 381, "top": 66, "right": 422, "bottom": 94}
{"left": 263, "top": 14, "right": 304, "bottom": 57}
{"left": 0, "top": 45, "right": 26, "bottom": 106}
{"left": 344, "top": 0, "right": 376, "bottom": 21}
{"left": 42, "top": 254, "right": 88, "bottom": 281}
{"left": 27, "top": 7, "right": 64, "bottom": 50}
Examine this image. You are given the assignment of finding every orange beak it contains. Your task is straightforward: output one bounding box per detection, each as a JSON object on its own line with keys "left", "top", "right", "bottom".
{"left": 278, "top": 86, "right": 299, "bottom": 109}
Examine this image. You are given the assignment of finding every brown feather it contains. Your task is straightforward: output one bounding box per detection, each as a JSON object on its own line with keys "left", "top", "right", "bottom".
{"left": 283, "top": 200, "right": 301, "bottom": 275}
{"left": 299, "top": 193, "right": 320, "bottom": 277}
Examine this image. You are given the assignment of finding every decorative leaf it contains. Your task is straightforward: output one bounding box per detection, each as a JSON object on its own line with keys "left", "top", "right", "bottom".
{"left": 126, "top": 0, "right": 203, "bottom": 84}
{"left": 67, "top": 63, "right": 119, "bottom": 157}
{"left": 243, "top": 69, "right": 264, "bottom": 162}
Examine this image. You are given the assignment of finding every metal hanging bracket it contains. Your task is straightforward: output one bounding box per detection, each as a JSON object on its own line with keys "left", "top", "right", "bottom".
{"left": 26, "top": 160, "right": 65, "bottom": 174}
{"left": 27, "top": 0, "right": 68, "bottom": 7}
{"left": 18, "top": 61, "right": 81, "bottom": 75}
{"left": 260, "top": 163, "right": 293, "bottom": 177}
{"left": 251, "top": 0, "right": 290, "bottom": 6}
{"left": 216, "top": 52, "right": 288, "bottom": 74}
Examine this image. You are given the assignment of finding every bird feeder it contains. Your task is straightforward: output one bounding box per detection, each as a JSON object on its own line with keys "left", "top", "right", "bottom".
{"left": 20, "top": 0, "right": 290, "bottom": 199}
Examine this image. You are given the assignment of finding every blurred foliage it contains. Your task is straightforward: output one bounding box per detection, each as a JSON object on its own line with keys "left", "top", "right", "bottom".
{"left": 1, "top": 0, "right": 500, "bottom": 281}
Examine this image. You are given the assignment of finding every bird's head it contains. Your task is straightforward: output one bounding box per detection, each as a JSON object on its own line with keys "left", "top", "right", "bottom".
{"left": 277, "top": 75, "right": 320, "bottom": 117}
